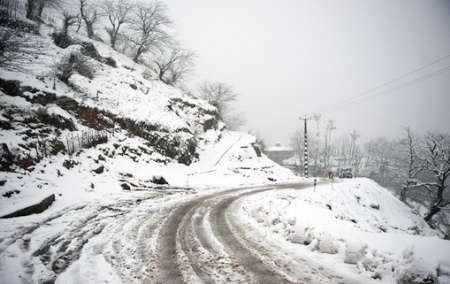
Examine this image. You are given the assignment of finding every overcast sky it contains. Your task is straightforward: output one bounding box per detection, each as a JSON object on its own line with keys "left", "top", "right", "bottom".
{"left": 165, "top": 0, "right": 450, "bottom": 145}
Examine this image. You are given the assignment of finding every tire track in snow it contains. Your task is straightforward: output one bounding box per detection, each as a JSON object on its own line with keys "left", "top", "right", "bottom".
{"left": 155, "top": 183, "right": 319, "bottom": 283}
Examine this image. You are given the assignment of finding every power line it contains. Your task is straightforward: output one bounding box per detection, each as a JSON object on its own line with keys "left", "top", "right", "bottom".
{"left": 330, "top": 64, "right": 450, "bottom": 113}
{"left": 321, "top": 52, "right": 450, "bottom": 113}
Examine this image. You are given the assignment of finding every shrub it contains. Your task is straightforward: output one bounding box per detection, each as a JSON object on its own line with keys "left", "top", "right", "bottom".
{"left": 56, "top": 51, "right": 94, "bottom": 82}
{"left": 35, "top": 107, "right": 76, "bottom": 131}
{"left": 52, "top": 31, "right": 74, "bottom": 49}
{"left": 79, "top": 42, "right": 117, "bottom": 67}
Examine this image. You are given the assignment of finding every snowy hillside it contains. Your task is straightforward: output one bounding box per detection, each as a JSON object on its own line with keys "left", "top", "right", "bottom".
{"left": 235, "top": 178, "right": 450, "bottom": 283}
{"left": 0, "top": 16, "right": 298, "bottom": 219}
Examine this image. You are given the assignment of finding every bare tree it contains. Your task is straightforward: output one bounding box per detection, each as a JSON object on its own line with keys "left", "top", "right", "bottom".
{"left": 61, "top": 11, "right": 77, "bottom": 36}
{"left": 252, "top": 131, "right": 266, "bottom": 152}
{"left": 153, "top": 47, "right": 195, "bottom": 86}
{"left": 312, "top": 113, "right": 321, "bottom": 137}
{"left": 129, "top": 0, "right": 171, "bottom": 63}
{"left": 100, "top": 0, "right": 133, "bottom": 50}
{"left": 199, "top": 81, "right": 237, "bottom": 121}
{"left": 399, "top": 127, "right": 424, "bottom": 202}
{"left": 421, "top": 133, "right": 450, "bottom": 225}
{"left": 0, "top": 0, "right": 20, "bottom": 20}
{"left": 349, "top": 130, "right": 362, "bottom": 176}
{"left": 323, "top": 119, "right": 336, "bottom": 170}
{"left": 26, "top": 0, "right": 61, "bottom": 21}
{"left": 363, "top": 137, "right": 399, "bottom": 186}
{"left": 25, "top": 0, "right": 37, "bottom": 19}
{"left": 289, "top": 130, "right": 303, "bottom": 174}
{"left": 54, "top": 50, "right": 94, "bottom": 83}
{"left": 223, "top": 111, "right": 245, "bottom": 130}
{"left": 79, "top": 0, "right": 98, "bottom": 39}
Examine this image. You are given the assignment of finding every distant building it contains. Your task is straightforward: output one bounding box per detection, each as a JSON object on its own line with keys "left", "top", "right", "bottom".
{"left": 264, "top": 142, "right": 294, "bottom": 165}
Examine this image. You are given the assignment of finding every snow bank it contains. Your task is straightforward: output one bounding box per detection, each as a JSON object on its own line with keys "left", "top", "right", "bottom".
{"left": 238, "top": 178, "right": 450, "bottom": 283}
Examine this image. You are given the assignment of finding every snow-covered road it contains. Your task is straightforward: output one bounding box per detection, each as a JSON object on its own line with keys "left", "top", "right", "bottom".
{"left": 0, "top": 183, "right": 357, "bottom": 283}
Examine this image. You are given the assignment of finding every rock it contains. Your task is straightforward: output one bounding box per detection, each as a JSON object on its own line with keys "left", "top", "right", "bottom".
{"left": 2, "top": 190, "right": 20, "bottom": 198}
{"left": 0, "top": 179, "right": 6, "bottom": 186}
{"left": 370, "top": 204, "right": 380, "bottom": 210}
{"left": 1, "top": 194, "right": 55, "bottom": 218}
{"left": 326, "top": 204, "right": 332, "bottom": 210}
{"left": 151, "top": 175, "right": 168, "bottom": 185}
{"left": 121, "top": 172, "right": 133, "bottom": 178}
{"left": 63, "top": 159, "right": 78, "bottom": 169}
{"left": 121, "top": 183, "right": 131, "bottom": 191}
{"left": 268, "top": 177, "right": 277, "bottom": 182}
{"left": 93, "top": 165, "right": 104, "bottom": 174}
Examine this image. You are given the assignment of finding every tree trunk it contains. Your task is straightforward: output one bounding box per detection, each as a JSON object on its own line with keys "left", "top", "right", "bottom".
{"left": 110, "top": 34, "right": 116, "bottom": 49}
{"left": 37, "top": 0, "right": 44, "bottom": 20}
{"left": 86, "top": 22, "right": 94, "bottom": 38}
{"left": 424, "top": 205, "right": 440, "bottom": 224}
{"left": 133, "top": 45, "right": 144, "bottom": 62}
{"left": 400, "top": 186, "right": 407, "bottom": 202}
{"left": 425, "top": 182, "right": 445, "bottom": 224}
{"left": 26, "top": 0, "right": 35, "bottom": 19}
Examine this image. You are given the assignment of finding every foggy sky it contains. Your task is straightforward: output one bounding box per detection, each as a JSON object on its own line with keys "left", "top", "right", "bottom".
{"left": 165, "top": 0, "right": 450, "bottom": 145}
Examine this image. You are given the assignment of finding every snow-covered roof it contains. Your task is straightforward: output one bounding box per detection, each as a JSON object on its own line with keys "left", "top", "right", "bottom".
{"left": 265, "top": 142, "right": 293, "bottom": 152}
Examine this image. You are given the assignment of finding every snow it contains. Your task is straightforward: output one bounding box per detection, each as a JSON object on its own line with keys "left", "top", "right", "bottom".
{"left": 0, "top": 93, "right": 32, "bottom": 109}
{"left": 45, "top": 104, "right": 75, "bottom": 121}
{"left": 236, "top": 178, "right": 450, "bottom": 283}
{"left": 0, "top": 129, "right": 299, "bottom": 217}
{"left": 3, "top": 8, "right": 448, "bottom": 283}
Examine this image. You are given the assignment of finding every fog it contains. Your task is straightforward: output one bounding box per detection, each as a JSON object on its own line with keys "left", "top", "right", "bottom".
{"left": 165, "top": 0, "right": 450, "bottom": 145}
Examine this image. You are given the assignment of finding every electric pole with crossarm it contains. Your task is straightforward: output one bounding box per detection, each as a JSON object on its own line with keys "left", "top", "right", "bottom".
{"left": 299, "top": 115, "right": 311, "bottom": 177}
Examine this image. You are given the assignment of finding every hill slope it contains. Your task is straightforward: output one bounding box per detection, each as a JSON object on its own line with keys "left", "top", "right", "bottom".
{"left": 0, "top": 18, "right": 298, "bottom": 218}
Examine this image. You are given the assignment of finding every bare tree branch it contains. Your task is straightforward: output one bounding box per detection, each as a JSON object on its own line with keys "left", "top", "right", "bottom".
{"left": 198, "top": 81, "right": 238, "bottom": 126}
{"left": 128, "top": 0, "right": 171, "bottom": 63}
{"left": 99, "top": 0, "right": 133, "bottom": 50}
{"left": 79, "top": 0, "right": 98, "bottom": 39}
{"left": 152, "top": 47, "right": 195, "bottom": 86}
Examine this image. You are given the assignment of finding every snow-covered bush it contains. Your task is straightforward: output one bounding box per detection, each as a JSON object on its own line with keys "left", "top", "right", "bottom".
{"left": 316, "top": 232, "right": 338, "bottom": 254}
{"left": 289, "top": 223, "right": 314, "bottom": 245}
{"left": 396, "top": 250, "right": 437, "bottom": 284}
{"left": 344, "top": 241, "right": 367, "bottom": 264}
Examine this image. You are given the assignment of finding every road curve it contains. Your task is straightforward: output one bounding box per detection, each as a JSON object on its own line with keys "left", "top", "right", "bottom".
{"left": 154, "top": 183, "right": 349, "bottom": 284}
{"left": 0, "top": 183, "right": 353, "bottom": 284}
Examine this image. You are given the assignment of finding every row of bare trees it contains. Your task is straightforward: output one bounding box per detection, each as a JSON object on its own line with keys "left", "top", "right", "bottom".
{"left": 289, "top": 116, "right": 450, "bottom": 233}
{"left": 2, "top": 0, "right": 243, "bottom": 128}
{"left": 17, "top": 0, "right": 194, "bottom": 87}
{"left": 349, "top": 129, "right": 450, "bottom": 235}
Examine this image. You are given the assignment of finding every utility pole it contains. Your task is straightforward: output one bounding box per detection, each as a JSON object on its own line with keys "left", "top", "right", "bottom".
{"left": 300, "top": 115, "right": 311, "bottom": 177}
{"left": 324, "top": 120, "right": 336, "bottom": 171}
